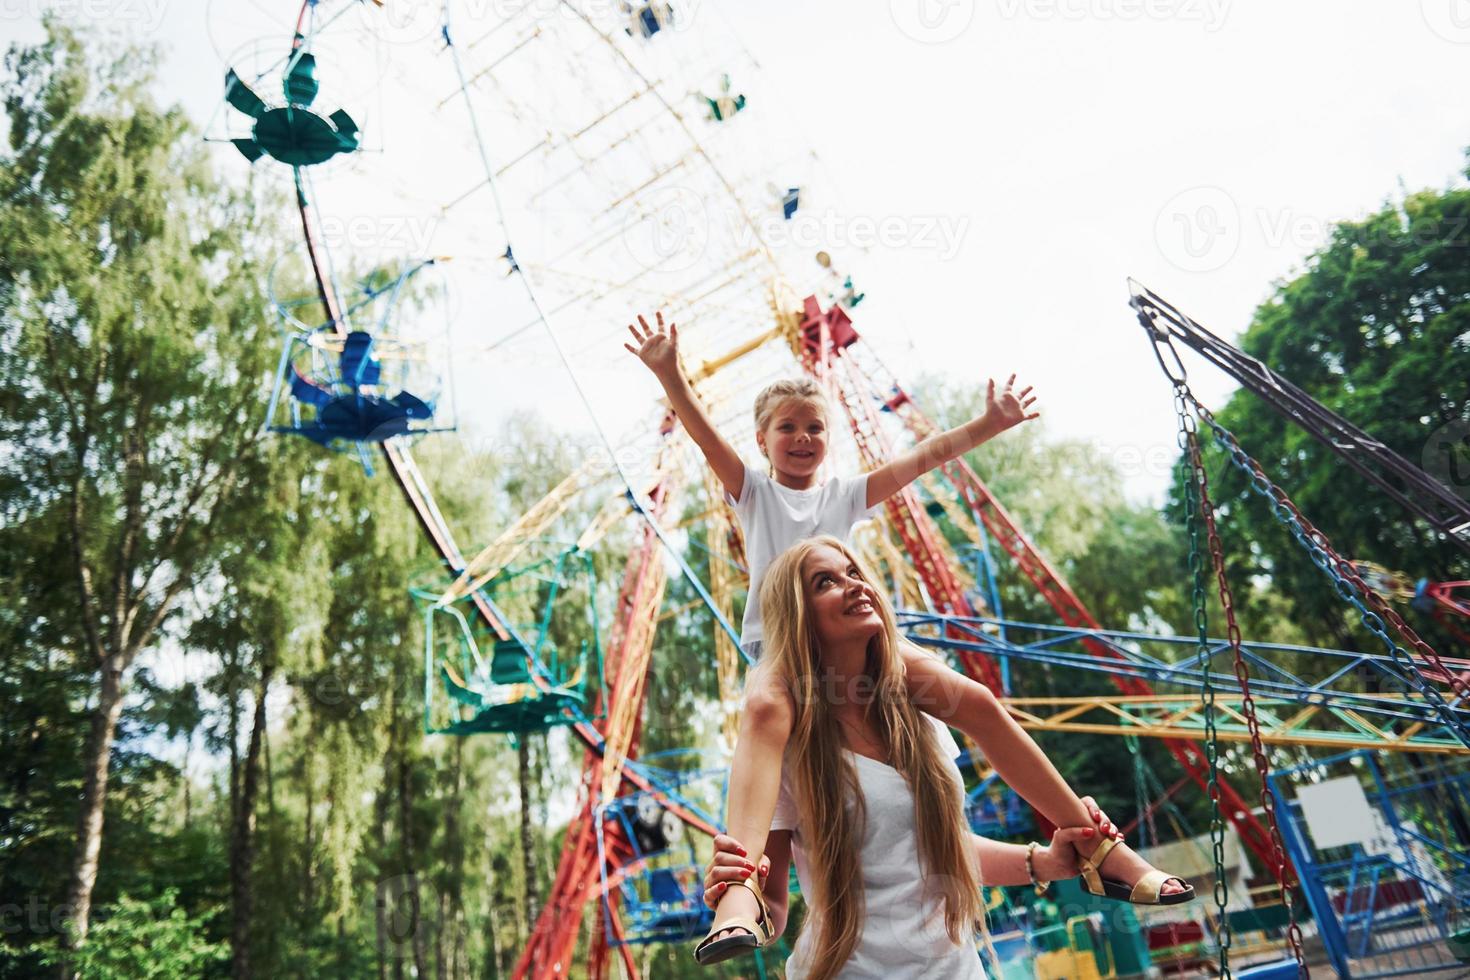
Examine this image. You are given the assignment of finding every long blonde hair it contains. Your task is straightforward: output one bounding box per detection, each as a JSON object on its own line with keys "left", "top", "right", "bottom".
{"left": 759, "top": 536, "right": 982, "bottom": 979}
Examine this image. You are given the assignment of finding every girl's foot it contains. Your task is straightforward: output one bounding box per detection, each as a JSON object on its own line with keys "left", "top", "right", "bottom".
{"left": 1081, "top": 834, "right": 1193, "bottom": 899}
{"left": 694, "top": 875, "right": 772, "bottom": 965}
{"left": 704, "top": 877, "right": 764, "bottom": 945}
{"left": 1079, "top": 799, "right": 1187, "bottom": 898}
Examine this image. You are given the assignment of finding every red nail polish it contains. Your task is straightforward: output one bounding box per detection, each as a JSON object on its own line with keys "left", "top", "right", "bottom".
{"left": 1085, "top": 828, "right": 1095, "bottom": 837}
{"left": 736, "top": 847, "right": 748, "bottom": 856}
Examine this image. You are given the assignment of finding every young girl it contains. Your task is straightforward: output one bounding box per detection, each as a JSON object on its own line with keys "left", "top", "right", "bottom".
{"left": 622, "top": 312, "right": 1192, "bottom": 965}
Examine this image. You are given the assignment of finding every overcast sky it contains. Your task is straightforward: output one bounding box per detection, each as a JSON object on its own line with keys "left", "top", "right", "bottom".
{"left": 9, "top": 0, "right": 1470, "bottom": 503}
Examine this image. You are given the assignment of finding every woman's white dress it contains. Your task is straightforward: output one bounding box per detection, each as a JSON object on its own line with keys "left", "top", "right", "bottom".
{"left": 770, "top": 718, "right": 987, "bottom": 979}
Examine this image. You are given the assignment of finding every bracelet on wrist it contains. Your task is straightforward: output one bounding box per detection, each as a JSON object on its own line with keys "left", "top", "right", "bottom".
{"left": 1025, "top": 841, "right": 1051, "bottom": 897}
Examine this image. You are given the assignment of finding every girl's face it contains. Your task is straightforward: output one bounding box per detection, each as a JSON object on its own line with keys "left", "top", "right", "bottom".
{"left": 757, "top": 398, "right": 828, "bottom": 480}
{"left": 802, "top": 544, "right": 883, "bottom": 650}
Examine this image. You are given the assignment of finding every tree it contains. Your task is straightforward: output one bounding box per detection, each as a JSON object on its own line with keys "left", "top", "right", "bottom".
{"left": 1194, "top": 160, "right": 1470, "bottom": 652}
{"left": 40, "top": 890, "right": 227, "bottom": 979}
{"left": 0, "top": 21, "right": 285, "bottom": 955}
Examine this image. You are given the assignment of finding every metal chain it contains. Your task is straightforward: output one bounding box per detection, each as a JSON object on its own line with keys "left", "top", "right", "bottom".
{"left": 1185, "top": 416, "right": 1310, "bottom": 977}
{"left": 1176, "top": 390, "right": 1233, "bottom": 978}
{"left": 1126, "top": 735, "right": 1160, "bottom": 849}
{"left": 1192, "top": 396, "right": 1470, "bottom": 750}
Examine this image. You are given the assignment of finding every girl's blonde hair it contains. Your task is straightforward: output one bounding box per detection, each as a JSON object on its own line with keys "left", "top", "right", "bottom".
{"left": 752, "top": 378, "right": 828, "bottom": 433}
{"left": 759, "top": 536, "right": 982, "bottom": 980}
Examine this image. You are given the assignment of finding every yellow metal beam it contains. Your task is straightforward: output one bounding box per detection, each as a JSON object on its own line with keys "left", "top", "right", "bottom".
{"left": 999, "top": 694, "right": 1469, "bottom": 755}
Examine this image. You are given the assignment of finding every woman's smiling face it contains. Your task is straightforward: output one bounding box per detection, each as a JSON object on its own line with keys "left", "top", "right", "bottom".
{"left": 802, "top": 543, "right": 882, "bottom": 650}
{"left": 757, "top": 398, "right": 828, "bottom": 479}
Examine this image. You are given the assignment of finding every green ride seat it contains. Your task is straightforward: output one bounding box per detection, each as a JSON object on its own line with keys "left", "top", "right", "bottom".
{"left": 491, "top": 637, "right": 536, "bottom": 685}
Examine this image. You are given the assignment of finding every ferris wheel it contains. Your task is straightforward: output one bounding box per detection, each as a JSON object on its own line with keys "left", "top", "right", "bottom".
{"left": 207, "top": 1, "right": 868, "bottom": 973}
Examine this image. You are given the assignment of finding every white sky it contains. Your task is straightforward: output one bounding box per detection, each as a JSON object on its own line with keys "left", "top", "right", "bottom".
{"left": 10, "top": 0, "right": 1470, "bottom": 505}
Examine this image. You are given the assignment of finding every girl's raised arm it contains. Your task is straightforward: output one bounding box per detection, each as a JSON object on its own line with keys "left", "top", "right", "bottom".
{"left": 864, "top": 375, "right": 1038, "bottom": 508}
{"left": 625, "top": 311, "right": 745, "bottom": 500}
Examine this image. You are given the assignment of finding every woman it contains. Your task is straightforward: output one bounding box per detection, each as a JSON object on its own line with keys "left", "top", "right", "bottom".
{"left": 696, "top": 536, "right": 1131, "bottom": 979}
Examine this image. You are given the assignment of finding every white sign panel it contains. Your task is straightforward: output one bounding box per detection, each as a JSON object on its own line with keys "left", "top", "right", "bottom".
{"left": 1296, "top": 776, "right": 1378, "bottom": 850}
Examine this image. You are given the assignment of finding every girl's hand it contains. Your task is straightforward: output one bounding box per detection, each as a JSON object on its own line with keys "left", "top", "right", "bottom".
{"left": 623, "top": 311, "right": 681, "bottom": 379}
{"left": 1033, "top": 825, "right": 1099, "bottom": 881}
{"left": 702, "top": 833, "right": 770, "bottom": 909}
{"left": 982, "top": 374, "right": 1039, "bottom": 432}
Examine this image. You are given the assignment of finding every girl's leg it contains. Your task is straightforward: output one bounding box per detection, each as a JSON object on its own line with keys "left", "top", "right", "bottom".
{"left": 903, "top": 645, "right": 1187, "bottom": 896}
{"left": 704, "top": 667, "right": 794, "bottom": 943}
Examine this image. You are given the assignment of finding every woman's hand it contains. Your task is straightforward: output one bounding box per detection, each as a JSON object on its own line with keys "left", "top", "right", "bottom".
{"left": 1032, "top": 825, "right": 1099, "bottom": 881}
{"left": 702, "top": 833, "right": 770, "bottom": 909}
{"left": 980, "top": 374, "right": 1039, "bottom": 432}
{"left": 623, "top": 311, "right": 681, "bottom": 380}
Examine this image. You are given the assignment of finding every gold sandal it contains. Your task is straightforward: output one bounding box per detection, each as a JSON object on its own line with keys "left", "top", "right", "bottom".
{"left": 1077, "top": 834, "right": 1196, "bottom": 906}
{"left": 693, "top": 875, "right": 776, "bottom": 966}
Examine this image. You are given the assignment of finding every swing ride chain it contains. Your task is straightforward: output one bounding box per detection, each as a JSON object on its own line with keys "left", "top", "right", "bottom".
{"left": 1184, "top": 405, "right": 1310, "bottom": 977}
{"left": 1191, "top": 395, "right": 1470, "bottom": 749}
{"left": 1126, "top": 736, "right": 1160, "bottom": 849}
{"left": 1176, "top": 388, "right": 1233, "bottom": 978}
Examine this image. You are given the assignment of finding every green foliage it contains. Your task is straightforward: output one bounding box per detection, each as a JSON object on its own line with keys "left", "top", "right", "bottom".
{"left": 1186, "top": 165, "right": 1470, "bottom": 651}
{"left": 39, "top": 890, "right": 227, "bottom": 979}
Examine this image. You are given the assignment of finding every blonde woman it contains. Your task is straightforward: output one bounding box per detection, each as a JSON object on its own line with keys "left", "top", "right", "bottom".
{"left": 697, "top": 536, "right": 1183, "bottom": 978}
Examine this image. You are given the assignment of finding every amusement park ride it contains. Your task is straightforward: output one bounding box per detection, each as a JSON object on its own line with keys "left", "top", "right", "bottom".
{"left": 211, "top": 2, "right": 1470, "bottom": 977}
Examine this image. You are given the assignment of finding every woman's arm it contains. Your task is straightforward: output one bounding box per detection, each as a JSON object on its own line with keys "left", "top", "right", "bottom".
{"left": 864, "top": 376, "right": 1037, "bottom": 509}
{"left": 624, "top": 312, "right": 745, "bottom": 499}
{"left": 761, "top": 830, "right": 794, "bottom": 936}
{"left": 972, "top": 826, "right": 1092, "bottom": 887}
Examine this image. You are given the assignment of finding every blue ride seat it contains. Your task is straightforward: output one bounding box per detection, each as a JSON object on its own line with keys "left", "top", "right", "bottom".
{"left": 289, "top": 367, "right": 333, "bottom": 408}
{"left": 339, "top": 331, "right": 382, "bottom": 387}
{"left": 622, "top": 866, "right": 712, "bottom": 942}
{"left": 283, "top": 330, "right": 437, "bottom": 446}
{"left": 648, "top": 869, "right": 684, "bottom": 905}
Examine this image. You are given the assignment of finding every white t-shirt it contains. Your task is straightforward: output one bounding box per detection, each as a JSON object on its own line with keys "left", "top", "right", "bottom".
{"left": 772, "top": 718, "right": 986, "bottom": 980}
{"left": 729, "top": 463, "right": 878, "bottom": 648}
